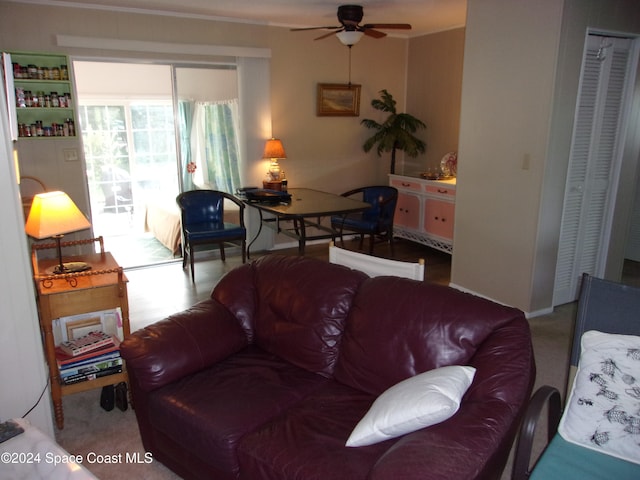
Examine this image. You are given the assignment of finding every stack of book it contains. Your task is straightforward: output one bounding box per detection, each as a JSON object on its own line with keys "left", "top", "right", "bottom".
{"left": 55, "top": 331, "right": 122, "bottom": 385}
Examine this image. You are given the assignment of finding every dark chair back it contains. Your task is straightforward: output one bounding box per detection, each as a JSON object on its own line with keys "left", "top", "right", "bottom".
{"left": 177, "top": 190, "right": 226, "bottom": 226}
{"left": 331, "top": 185, "right": 398, "bottom": 254}
{"left": 571, "top": 273, "right": 640, "bottom": 367}
{"left": 361, "top": 186, "right": 398, "bottom": 228}
{"left": 565, "top": 274, "right": 640, "bottom": 394}
{"left": 176, "top": 190, "right": 246, "bottom": 281}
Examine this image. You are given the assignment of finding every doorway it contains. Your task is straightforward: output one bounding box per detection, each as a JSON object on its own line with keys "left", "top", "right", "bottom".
{"left": 74, "top": 61, "right": 179, "bottom": 268}
{"left": 553, "top": 34, "right": 640, "bottom": 305}
{"left": 73, "top": 60, "right": 240, "bottom": 268}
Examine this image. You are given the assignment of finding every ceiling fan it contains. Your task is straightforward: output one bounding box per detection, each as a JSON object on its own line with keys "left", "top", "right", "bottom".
{"left": 291, "top": 5, "right": 411, "bottom": 45}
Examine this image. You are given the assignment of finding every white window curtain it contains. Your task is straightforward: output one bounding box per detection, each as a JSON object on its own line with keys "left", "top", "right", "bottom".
{"left": 187, "top": 99, "right": 241, "bottom": 194}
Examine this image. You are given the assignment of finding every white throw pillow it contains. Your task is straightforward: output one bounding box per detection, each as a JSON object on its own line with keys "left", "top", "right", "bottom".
{"left": 558, "top": 330, "right": 640, "bottom": 465}
{"left": 345, "top": 365, "right": 476, "bottom": 447}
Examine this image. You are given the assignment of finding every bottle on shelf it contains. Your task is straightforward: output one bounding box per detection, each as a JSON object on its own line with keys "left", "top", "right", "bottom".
{"left": 10, "top": 52, "right": 76, "bottom": 140}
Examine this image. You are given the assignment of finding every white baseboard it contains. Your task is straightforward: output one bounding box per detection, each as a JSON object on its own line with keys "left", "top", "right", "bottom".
{"left": 448, "top": 282, "right": 552, "bottom": 319}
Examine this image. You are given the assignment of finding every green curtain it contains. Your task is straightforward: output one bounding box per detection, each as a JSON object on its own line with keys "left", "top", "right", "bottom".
{"left": 187, "top": 99, "right": 241, "bottom": 194}
{"left": 178, "top": 100, "right": 194, "bottom": 191}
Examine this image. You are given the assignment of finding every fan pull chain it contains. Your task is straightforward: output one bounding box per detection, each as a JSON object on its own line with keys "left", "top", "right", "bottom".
{"left": 348, "top": 45, "right": 353, "bottom": 85}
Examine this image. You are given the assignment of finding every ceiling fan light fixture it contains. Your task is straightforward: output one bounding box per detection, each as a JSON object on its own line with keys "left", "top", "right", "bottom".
{"left": 336, "top": 30, "right": 364, "bottom": 46}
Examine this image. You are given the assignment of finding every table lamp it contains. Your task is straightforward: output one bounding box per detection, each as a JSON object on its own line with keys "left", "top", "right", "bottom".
{"left": 25, "top": 191, "right": 92, "bottom": 274}
{"left": 262, "top": 138, "right": 287, "bottom": 180}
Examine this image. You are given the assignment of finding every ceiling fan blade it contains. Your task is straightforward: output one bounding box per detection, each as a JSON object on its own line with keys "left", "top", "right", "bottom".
{"left": 362, "top": 23, "right": 412, "bottom": 30}
{"left": 291, "top": 26, "right": 342, "bottom": 32}
{"left": 314, "top": 29, "right": 343, "bottom": 41}
{"left": 362, "top": 29, "right": 387, "bottom": 39}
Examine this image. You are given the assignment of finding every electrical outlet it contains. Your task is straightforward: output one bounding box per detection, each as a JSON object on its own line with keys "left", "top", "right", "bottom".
{"left": 63, "top": 148, "right": 79, "bottom": 162}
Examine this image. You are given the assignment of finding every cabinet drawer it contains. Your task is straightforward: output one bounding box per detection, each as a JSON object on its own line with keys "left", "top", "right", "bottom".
{"left": 44, "top": 284, "right": 125, "bottom": 319}
{"left": 391, "top": 178, "right": 422, "bottom": 192}
{"left": 424, "top": 185, "right": 455, "bottom": 197}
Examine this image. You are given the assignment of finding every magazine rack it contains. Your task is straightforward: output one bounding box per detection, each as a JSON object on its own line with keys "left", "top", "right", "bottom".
{"left": 31, "top": 238, "right": 130, "bottom": 429}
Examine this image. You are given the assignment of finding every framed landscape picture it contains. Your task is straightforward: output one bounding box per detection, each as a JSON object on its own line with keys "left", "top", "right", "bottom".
{"left": 317, "top": 83, "right": 361, "bottom": 116}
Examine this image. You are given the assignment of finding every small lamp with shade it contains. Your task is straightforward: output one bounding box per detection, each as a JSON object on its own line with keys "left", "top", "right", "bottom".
{"left": 25, "top": 191, "right": 92, "bottom": 274}
{"left": 262, "top": 138, "right": 288, "bottom": 190}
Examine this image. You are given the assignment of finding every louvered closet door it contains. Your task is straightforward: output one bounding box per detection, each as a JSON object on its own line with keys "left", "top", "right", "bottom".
{"left": 625, "top": 185, "right": 640, "bottom": 261}
{"left": 554, "top": 35, "right": 633, "bottom": 306}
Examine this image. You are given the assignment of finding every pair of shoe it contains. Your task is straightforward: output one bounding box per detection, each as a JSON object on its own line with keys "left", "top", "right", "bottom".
{"left": 100, "top": 382, "right": 128, "bottom": 412}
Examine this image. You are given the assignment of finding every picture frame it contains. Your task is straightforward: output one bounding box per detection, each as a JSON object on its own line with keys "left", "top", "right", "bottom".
{"left": 66, "top": 317, "right": 102, "bottom": 340}
{"left": 317, "top": 83, "right": 361, "bottom": 116}
{"left": 52, "top": 307, "right": 124, "bottom": 345}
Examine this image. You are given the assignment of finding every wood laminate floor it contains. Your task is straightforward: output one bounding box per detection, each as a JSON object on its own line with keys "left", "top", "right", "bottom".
{"left": 124, "top": 238, "right": 451, "bottom": 333}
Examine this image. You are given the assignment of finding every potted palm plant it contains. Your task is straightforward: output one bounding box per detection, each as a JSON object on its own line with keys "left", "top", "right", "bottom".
{"left": 361, "top": 90, "right": 426, "bottom": 174}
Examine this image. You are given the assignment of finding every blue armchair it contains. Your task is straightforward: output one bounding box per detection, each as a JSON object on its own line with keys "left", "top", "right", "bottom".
{"left": 330, "top": 186, "right": 398, "bottom": 255}
{"left": 176, "top": 190, "right": 246, "bottom": 281}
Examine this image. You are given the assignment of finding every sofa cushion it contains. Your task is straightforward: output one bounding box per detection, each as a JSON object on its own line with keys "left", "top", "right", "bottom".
{"left": 147, "top": 345, "right": 328, "bottom": 475}
{"left": 237, "top": 380, "right": 390, "bottom": 480}
{"left": 335, "top": 276, "right": 525, "bottom": 395}
{"left": 211, "top": 262, "right": 258, "bottom": 342}
{"left": 251, "top": 255, "right": 367, "bottom": 377}
{"left": 345, "top": 365, "right": 476, "bottom": 447}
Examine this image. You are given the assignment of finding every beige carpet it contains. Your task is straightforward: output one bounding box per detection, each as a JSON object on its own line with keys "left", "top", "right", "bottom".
{"left": 52, "top": 302, "right": 575, "bottom": 480}
{"left": 55, "top": 390, "right": 179, "bottom": 480}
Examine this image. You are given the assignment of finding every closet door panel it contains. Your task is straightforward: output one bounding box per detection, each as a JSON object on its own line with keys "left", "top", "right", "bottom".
{"left": 554, "top": 36, "right": 632, "bottom": 305}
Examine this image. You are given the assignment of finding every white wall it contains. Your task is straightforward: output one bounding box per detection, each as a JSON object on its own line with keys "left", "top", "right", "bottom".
{"left": 176, "top": 66, "right": 238, "bottom": 102}
{"left": 531, "top": 0, "right": 640, "bottom": 311}
{"left": 74, "top": 61, "right": 238, "bottom": 102}
{"left": 0, "top": 85, "right": 53, "bottom": 436}
{"left": 406, "top": 28, "right": 465, "bottom": 175}
{"left": 452, "top": 0, "right": 640, "bottom": 314}
{"left": 451, "top": 0, "right": 564, "bottom": 312}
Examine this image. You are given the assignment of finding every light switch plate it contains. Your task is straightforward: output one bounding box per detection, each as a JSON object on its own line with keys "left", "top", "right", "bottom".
{"left": 63, "top": 148, "right": 79, "bottom": 162}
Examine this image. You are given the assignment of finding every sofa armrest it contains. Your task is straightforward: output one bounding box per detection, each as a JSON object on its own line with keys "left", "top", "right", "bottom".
{"left": 370, "top": 400, "right": 527, "bottom": 480}
{"left": 511, "top": 385, "right": 562, "bottom": 480}
{"left": 121, "top": 298, "right": 248, "bottom": 392}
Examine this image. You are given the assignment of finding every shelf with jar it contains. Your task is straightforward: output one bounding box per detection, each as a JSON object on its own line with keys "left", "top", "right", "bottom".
{"left": 5, "top": 51, "right": 77, "bottom": 139}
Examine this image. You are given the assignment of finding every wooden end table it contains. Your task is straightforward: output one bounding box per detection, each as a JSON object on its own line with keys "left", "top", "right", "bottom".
{"left": 32, "top": 251, "right": 130, "bottom": 429}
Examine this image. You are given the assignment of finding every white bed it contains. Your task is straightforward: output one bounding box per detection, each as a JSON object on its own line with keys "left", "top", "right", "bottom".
{"left": 144, "top": 199, "right": 182, "bottom": 255}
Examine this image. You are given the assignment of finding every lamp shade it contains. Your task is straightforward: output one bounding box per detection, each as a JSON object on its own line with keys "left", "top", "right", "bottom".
{"left": 336, "top": 31, "right": 364, "bottom": 46}
{"left": 262, "top": 138, "right": 287, "bottom": 159}
{"left": 25, "top": 191, "right": 91, "bottom": 239}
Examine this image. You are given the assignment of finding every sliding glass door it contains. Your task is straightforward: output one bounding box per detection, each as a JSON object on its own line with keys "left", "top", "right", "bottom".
{"left": 74, "top": 61, "right": 239, "bottom": 268}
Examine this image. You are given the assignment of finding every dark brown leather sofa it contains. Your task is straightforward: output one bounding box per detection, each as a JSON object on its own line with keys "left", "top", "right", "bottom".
{"left": 121, "top": 254, "right": 535, "bottom": 480}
